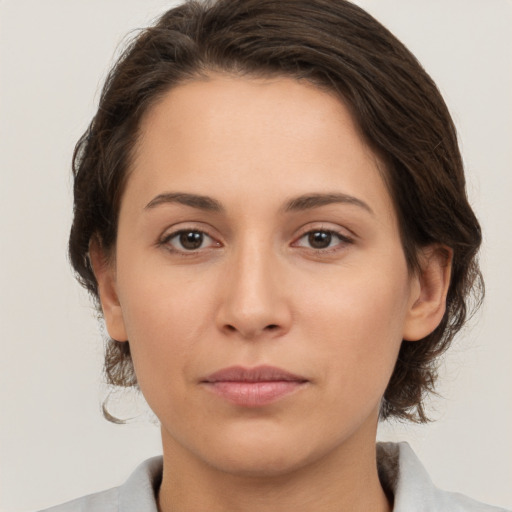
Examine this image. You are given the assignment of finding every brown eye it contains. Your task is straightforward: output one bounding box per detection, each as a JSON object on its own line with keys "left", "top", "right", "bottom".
{"left": 163, "top": 229, "right": 217, "bottom": 252}
{"left": 293, "top": 229, "right": 353, "bottom": 252}
{"left": 179, "top": 231, "right": 204, "bottom": 250}
{"left": 308, "top": 231, "right": 332, "bottom": 249}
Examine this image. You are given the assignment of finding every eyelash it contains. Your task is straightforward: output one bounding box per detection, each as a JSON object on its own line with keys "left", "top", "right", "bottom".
{"left": 159, "top": 227, "right": 354, "bottom": 256}
{"left": 292, "top": 229, "right": 354, "bottom": 253}
{"left": 159, "top": 229, "right": 219, "bottom": 255}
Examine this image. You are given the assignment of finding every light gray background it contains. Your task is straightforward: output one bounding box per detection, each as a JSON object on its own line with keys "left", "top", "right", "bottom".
{"left": 1, "top": 1, "right": 511, "bottom": 511}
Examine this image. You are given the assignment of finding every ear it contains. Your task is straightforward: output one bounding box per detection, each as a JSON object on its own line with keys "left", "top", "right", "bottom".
{"left": 402, "top": 245, "right": 453, "bottom": 341}
{"left": 88, "top": 238, "right": 128, "bottom": 342}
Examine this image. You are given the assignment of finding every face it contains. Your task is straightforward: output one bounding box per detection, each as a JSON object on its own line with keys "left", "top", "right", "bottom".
{"left": 96, "top": 75, "right": 429, "bottom": 477}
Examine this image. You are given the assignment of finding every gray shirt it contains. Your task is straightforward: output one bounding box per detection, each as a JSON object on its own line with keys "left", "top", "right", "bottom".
{"left": 38, "top": 442, "right": 510, "bottom": 512}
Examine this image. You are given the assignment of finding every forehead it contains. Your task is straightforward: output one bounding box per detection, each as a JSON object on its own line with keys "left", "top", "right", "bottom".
{"left": 127, "top": 74, "right": 395, "bottom": 222}
{"left": 137, "top": 74, "right": 368, "bottom": 164}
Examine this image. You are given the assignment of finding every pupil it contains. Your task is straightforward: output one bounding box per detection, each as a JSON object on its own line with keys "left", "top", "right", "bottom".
{"left": 308, "top": 231, "right": 331, "bottom": 249}
{"left": 180, "top": 231, "right": 203, "bottom": 250}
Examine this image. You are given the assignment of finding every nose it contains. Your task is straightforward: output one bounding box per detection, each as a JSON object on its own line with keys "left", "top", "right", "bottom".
{"left": 215, "top": 241, "right": 292, "bottom": 340}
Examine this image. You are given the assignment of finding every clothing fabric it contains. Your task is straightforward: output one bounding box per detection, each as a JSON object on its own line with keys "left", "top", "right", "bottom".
{"left": 38, "top": 442, "right": 509, "bottom": 512}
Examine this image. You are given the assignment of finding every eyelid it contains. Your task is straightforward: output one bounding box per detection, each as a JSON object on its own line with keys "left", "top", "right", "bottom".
{"left": 291, "top": 224, "right": 355, "bottom": 252}
{"left": 156, "top": 222, "right": 355, "bottom": 256}
{"left": 158, "top": 224, "right": 223, "bottom": 254}
{"left": 294, "top": 222, "right": 355, "bottom": 240}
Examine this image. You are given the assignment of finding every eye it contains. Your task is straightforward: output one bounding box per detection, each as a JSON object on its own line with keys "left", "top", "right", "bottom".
{"left": 294, "top": 229, "right": 352, "bottom": 251}
{"left": 161, "top": 229, "right": 219, "bottom": 252}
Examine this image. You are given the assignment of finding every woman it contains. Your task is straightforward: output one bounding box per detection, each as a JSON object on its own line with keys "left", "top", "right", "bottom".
{"left": 36, "top": 0, "right": 508, "bottom": 510}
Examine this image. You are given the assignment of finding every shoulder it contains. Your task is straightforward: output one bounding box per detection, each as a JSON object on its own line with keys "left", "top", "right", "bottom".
{"left": 36, "top": 456, "right": 163, "bottom": 512}
{"left": 377, "top": 442, "right": 511, "bottom": 512}
{"left": 36, "top": 487, "right": 119, "bottom": 512}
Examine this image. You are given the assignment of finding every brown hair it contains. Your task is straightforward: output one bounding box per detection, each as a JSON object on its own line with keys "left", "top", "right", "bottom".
{"left": 69, "top": 0, "right": 483, "bottom": 423}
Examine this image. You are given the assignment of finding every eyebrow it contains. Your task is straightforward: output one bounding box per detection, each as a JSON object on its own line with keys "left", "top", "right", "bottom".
{"left": 283, "top": 193, "right": 374, "bottom": 215}
{"left": 144, "top": 191, "right": 373, "bottom": 215}
{"left": 145, "top": 192, "right": 224, "bottom": 212}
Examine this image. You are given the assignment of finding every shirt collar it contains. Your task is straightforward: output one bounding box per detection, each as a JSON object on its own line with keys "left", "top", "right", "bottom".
{"left": 117, "top": 442, "right": 502, "bottom": 512}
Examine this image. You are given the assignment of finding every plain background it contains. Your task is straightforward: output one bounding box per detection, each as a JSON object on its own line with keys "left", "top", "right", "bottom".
{"left": 1, "top": 1, "right": 511, "bottom": 510}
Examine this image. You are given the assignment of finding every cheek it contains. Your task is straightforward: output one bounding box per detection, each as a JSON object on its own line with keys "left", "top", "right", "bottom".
{"left": 296, "top": 259, "right": 411, "bottom": 395}
{"left": 115, "top": 256, "right": 219, "bottom": 393}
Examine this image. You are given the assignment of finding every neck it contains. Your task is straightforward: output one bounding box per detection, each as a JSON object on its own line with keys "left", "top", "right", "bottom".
{"left": 157, "top": 423, "right": 391, "bottom": 512}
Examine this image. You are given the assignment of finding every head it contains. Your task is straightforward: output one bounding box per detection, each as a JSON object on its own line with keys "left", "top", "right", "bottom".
{"left": 69, "top": 0, "right": 482, "bottom": 431}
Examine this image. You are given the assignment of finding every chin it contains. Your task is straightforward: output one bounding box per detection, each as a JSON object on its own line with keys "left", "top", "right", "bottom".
{"left": 210, "top": 447, "right": 310, "bottom": 478}
{"left": 193, "top": 425, "right": 330, "bottom": 478}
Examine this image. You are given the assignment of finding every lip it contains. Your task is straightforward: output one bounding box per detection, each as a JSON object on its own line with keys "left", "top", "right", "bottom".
{"left": 201, "top": 365, "right": 308, "bottom": 407}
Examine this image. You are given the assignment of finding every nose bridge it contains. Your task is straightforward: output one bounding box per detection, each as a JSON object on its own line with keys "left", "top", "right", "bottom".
{"left": 218, "top": 232, "right": 289, "bottom": 338}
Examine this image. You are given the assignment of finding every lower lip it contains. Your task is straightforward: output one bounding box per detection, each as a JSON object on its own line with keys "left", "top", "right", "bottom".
{"left": 203, "top": 381, "right": 306, "bottom": 407}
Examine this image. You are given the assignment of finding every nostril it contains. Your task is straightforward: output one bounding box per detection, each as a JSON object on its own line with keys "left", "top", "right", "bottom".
{"left": 222, "top": 323, "right": 282, "bottom": 336}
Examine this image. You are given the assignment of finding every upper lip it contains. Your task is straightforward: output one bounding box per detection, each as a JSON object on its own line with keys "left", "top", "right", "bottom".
{"left": 202, "top": 365, "right": 308, "bottom": 383}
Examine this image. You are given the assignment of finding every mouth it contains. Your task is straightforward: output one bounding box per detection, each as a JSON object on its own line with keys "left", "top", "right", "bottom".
{"left": 201, "top": 365, "right": 309, "bottom": 407}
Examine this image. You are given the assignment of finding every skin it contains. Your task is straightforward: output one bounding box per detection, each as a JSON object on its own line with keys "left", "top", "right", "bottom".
{"left": 91, "top": 75, "right": 451, "bottom": 512}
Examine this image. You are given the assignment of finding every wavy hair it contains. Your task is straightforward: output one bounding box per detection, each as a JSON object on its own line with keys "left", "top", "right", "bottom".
{"left": 69, "top": 0, "right": 483, "bottom": 423}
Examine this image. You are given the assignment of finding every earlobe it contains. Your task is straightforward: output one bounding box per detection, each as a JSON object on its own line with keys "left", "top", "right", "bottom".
{"left": 403, "top": 245, "right": 453, "bottom": 342}
{"left": 88, "top": 238, "right": 128, "bottom": 342}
